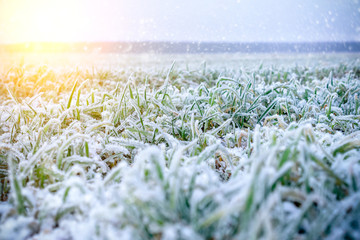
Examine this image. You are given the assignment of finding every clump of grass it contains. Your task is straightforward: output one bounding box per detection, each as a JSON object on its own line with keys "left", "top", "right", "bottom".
{"left": 0, "top": 56, "right": 359, "bottom": 239}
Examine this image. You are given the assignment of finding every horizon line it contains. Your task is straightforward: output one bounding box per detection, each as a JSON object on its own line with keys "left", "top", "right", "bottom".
{"left": 1, "top": 40, "right": 360, "bottom": 44}
{"left": 1, "top": 41, "right": 360, "bottom": 53}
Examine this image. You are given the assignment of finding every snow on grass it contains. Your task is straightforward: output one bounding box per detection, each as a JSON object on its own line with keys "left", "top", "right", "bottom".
{"left": 0, "top": 56, "right": 360, "bottom": 239}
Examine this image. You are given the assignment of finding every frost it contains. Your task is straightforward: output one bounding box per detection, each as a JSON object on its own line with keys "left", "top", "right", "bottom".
{"left": 0, "top": 216, "right": 38, "bottom": 240}
{"left": 0, "top": 57, "right": 359, "bottom": 239}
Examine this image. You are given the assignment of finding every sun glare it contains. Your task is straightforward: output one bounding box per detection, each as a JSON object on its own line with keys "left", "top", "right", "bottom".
{"left": 0, "top": 0, "right": 87, "bottom": 43}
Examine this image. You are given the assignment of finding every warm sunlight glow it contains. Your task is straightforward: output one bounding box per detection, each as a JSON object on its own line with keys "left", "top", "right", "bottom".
{"left": 1, "top": 0, "right": 359, "bottom": 44}
{"left": 0, "top": 0, "right": 91, "bottom": 43}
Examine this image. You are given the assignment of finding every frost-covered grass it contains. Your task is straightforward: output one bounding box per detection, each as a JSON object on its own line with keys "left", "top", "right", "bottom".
{"left": 0, "top": 55, "right": 360, "bottom": 239}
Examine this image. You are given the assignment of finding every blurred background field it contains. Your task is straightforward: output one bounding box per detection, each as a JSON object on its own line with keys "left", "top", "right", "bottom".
{"left": 1, "top": 52, "right": 360, "bottom": 70}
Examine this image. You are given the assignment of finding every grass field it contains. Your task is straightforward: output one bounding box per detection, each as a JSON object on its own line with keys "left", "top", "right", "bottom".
{"left": 0, "top": 53, "right": 360, "bottom": 239}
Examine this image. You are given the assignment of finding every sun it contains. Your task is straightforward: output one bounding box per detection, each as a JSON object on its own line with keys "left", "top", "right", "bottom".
{"left": 0, "top": 0, "right": 88, "bottom": 43}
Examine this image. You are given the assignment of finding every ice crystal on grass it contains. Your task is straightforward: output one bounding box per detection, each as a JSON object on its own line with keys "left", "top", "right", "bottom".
{"left": 0, "top": 54, "right": 359, "bottom": 239}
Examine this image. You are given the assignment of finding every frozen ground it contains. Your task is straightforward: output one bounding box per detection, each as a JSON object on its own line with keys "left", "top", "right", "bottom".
{"left": 0, "top": 53, "right": 359, "bottom": 239}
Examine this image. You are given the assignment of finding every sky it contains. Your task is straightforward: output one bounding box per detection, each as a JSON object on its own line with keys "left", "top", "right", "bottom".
{"left": 0, "top": 0, "right": 359, "bottom": 43}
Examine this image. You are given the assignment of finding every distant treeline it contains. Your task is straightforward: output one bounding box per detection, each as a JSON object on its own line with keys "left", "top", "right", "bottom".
{"left": 1, "top": 41, "right": 360, "bottom": 53}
